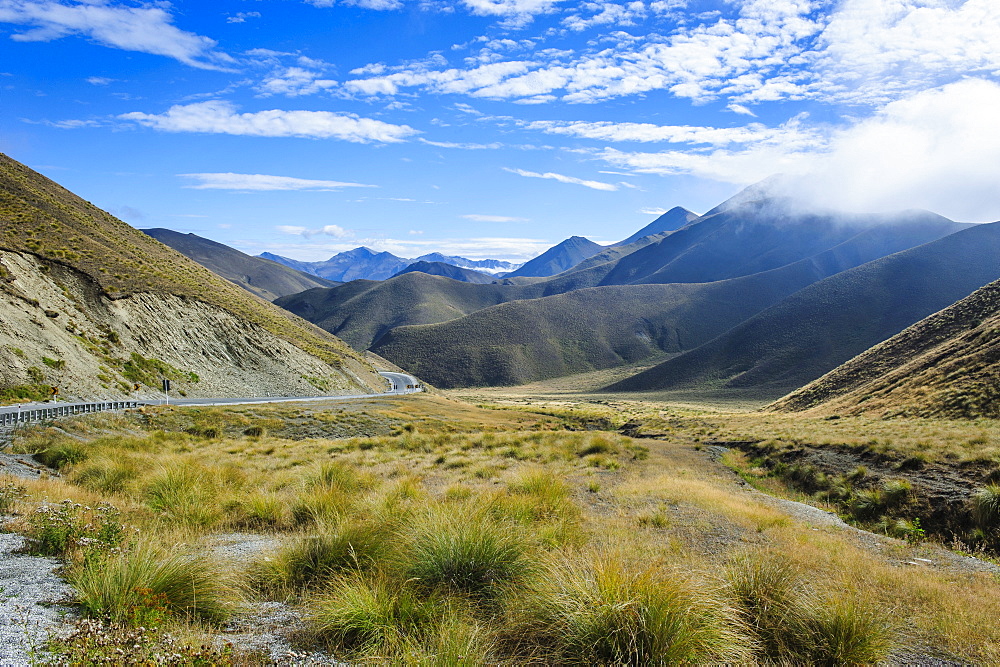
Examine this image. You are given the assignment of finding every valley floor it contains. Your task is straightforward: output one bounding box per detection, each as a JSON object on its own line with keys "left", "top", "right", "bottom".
{"left": 1, "top": 392, "right": 998, "bottom": 663}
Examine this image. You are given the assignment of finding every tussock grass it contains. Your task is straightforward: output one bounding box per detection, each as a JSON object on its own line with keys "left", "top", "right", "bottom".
{"left": 72, "top": 546, "right": 235, "bottom": 625}
{"left": 509, "top": 554, "right": 750, "bottom": 664}
{"left": 306, "top": 573, "right": 443, "bottom": 654}
{"left": 5, "top": 397, "right": 998, "bottom": 663}
{"left": 399, "top": 507, "right": 532, "bottom": 600}
{"left": 251, "top": 519, "right": 392, "bottom": 595}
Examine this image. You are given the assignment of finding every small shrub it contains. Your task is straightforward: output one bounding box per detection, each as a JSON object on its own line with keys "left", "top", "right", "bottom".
{"left": 48, "top": 619, "right": 235, "bottom": 665}
{"left": 145, "top": 466, "right": 219, "bottom": 527}
{"left": 23, "top": 501, "right": 126, "bottom": 562}
{"left": 0, "top": 480, "right": 26, "bottom": 513}
{"left": 801, "top": 598, "right": 894, "bottom": 665}
{"left": 243, "top": 425, "right": 266, "bottom": 438}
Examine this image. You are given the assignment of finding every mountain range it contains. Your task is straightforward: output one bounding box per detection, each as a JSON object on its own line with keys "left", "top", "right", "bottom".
{"left": 143, "top": 228, "right": 339, "bottom": 301}
{"left": 261, "top": 247, "right": 522, "bottom": 282}
{"left": 5, "top": 148, "right": 999, "bottom": 423}
{"left": 278, "top": 189, "right": 982, "bottom": 390}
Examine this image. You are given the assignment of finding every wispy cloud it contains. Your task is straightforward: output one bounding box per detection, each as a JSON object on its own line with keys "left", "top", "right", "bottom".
{"left": 503, "top": 167, "right": 618, "bottom": 191}
{"left": 638, "top": 207, "right": 667, "bottom": 216}
{"left": 179, "top": 172, "right": 377, "bottom": 191}
{"left": 420, "top": 138, "right": 504, "bottom": 149}
{"left": 277, "top": 224, "right": 353, "bottom": 238}
{"left": 462, "top": 214, "right": 529, "bottom": 222}
{"left": 0, "top": 0, "right": 234, "bottom": 70}
{"left": 120, "top": 100, "right": 419, "bottom": 143}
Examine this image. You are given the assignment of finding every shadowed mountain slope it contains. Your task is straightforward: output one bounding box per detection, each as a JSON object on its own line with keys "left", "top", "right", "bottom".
{"left": 505, "top": 236, "right": 603, "bottom": 278}
{"left": 275, "top": 273, "right": 521, "bottom": 350}
{"left": 606, "top": 221, "right": 1000, "bottom": 394}
{"left": 368, "top": 259, "right": 840, "bottom": 388}
{"left": 770, "top": 277, "right": 1000, "bottom": 419}
{"left": 392, "top": 261, "right": 496, "bottom": 284}
{"left": 0, "top": 152, "right": 382, "bottom": 399}
{"left": 598, "top": 198, "right": 967, "bottom": 286}
{"left": 143, "top": 228, "right": 338, "bottom": 301}
{"left": 615, "top": 206, "right": 698, "bottom": 246}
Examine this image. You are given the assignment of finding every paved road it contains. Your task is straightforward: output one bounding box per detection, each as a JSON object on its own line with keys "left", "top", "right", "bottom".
{"left": 0, "top": 371, "right": 423, "bottom": 416}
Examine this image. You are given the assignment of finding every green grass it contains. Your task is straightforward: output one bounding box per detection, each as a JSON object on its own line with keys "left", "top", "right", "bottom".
{"left": 400, "top": 508, "right": 532, "bottom": 600}
{"left": 251, "top": 519, "right": 391, "bottom": 595}
{"left": 511, "top": 555, "right": 749, "bottom": 664}
{"left": 71, "top": 546, "right": 234, "bottom": 625}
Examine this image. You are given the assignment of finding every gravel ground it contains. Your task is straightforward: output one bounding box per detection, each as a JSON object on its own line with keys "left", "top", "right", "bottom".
{"left": 0, "top": 531, "right": 75, "bottom": 666}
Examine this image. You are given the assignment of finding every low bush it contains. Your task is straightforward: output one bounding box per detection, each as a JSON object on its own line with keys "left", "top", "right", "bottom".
{"left": 23, "top": 501, "right": 126, "bottom": 562}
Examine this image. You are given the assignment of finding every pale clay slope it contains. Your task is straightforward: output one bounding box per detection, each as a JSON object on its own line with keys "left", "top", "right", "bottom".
{"left": 0, "top": 251, "right": 379, "bottom": 400}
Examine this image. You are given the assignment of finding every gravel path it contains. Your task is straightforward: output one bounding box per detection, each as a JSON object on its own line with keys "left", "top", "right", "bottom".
{"left": 0, "top": 530, "right": 74, "bottom": 666}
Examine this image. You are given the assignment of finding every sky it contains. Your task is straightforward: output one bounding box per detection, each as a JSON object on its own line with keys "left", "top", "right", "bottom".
{"left": 2, "top": 0, "right": 999, "bottom": 262}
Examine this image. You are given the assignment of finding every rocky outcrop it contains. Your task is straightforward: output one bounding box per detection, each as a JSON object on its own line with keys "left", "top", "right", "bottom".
{"left": 0, "top": 251, "right": 383, "bottom": 401}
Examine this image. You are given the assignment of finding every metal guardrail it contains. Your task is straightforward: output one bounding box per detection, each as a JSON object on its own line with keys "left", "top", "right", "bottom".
{"left": 0, "top": 401, "right": 142, "bottom": 427}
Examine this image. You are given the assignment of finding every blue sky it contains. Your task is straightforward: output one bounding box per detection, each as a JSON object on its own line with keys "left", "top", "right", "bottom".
{"left": 2, "top": 0, "right": 998, "bottom": 262}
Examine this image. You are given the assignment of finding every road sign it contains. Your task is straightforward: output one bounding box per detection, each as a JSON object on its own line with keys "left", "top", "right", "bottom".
{"left": 50, "top": 386, "right": 59, "bottom": 396}
{"left": 162, "top": 379, "right": 170, "bottom": 392}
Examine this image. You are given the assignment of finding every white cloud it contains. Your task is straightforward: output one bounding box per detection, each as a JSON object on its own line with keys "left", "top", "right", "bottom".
{"left": 561, "top": 1, "right": 646, "bottom": 32}
{"left": 227, "top": 11, "right": 261, "bottom": 23}
{"left": 119, "top": 100, "right": 419, "bottom": 143}
{"left": 815, "top": 0, "right": 1000, "bottom": 104}
{"left": 593, "top": 78, "right": 1000, "bottom": 222}
{"left": 524, "top": 116, "right": 825, "bottom": 147}
{"left": 462, "top": 214, "right": 529, "bottom": 222}
{"left": 420, "top": 138, "right": 504, "bottom": 149}
{"left": 0, "top": 0, "right": 234, "bottom": 70}
{"left": 638, "top": 207, "right": 668, "bottom": 215}
{"left": 461, "top": 0, "right": 561, "bottom": 18}
{"left": 340, "top": 0, "right": 1000, "bottom": 108}
{"left": 85, "top": 75, "right": 113, "bottom": 85}
{"left": 503, "top": 167, "right": 618, "bottom": 191}
{"left": 278, "top": 224, "right": 353, "bottom": 238}
{"left": 258, "top": 67, "right": 338, "bottom": 97}
{"left": 786, "top": 78, "right": 1000, "bottom": 222}
{"left": 306, "top": 0, "right": 404, "bottom": 9}
{"left": 179, "top": 173, "right": 376, "bottom": 191}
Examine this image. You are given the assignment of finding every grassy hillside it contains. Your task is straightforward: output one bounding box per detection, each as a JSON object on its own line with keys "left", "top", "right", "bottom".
{"left": 276, "top": 273, "right": 520, "bottom": 349}
{"left": 0, "top": 152, "right": 367, "bottom": 369}
{"left": 370, "top": 260, "right": 831, "bottom": 388}
{"left": 143, "top": 228, "right": 338, "bottom": 301}
{"left": 771, "top": 277, "right": 1000, "bottom": 419}
{"left": 607, "top": 221, "right": 1000, "bottom": 394}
